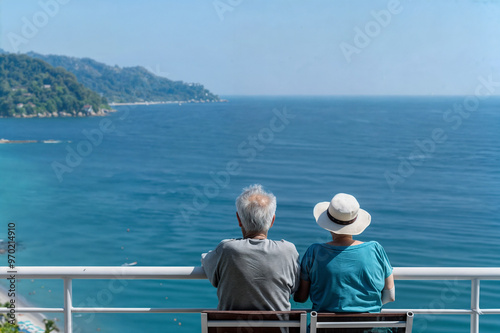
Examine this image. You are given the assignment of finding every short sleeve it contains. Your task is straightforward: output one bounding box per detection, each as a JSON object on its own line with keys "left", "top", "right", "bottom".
{"left": 375, "top": 242, "right": 393, "bottom": 278}
{"left": 201, "top": 243, "right": 223, "bottom": 287}
{"left": 299, "top": 245, "right": 315, "bottom": 282}
{"left": 289, "top": 243, "right": 301, "bottom": 293}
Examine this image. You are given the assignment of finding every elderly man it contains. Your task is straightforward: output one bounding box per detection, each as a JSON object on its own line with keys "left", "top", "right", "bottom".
{"left": 202, "top": 184, "right": 300, "bottom": 311}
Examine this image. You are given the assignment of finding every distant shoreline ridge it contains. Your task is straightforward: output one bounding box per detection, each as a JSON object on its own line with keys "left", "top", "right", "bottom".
{"left": 0, "top": 108, "right": 115, "bottom": 119}
{"left": 110, "top": 99, "right": 228, "bottom": 106}
{"left": 0, "top": 139, "right": 69, "bottom": 144}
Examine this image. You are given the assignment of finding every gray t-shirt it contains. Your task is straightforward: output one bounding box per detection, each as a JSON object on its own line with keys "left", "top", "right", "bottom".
{"left": 202, "top": 238, "right": 300, "bottom": 311}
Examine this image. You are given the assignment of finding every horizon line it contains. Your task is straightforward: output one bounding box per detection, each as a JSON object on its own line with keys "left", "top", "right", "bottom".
{"left": 218, "top": 94, "right": 500, "bottom": 98}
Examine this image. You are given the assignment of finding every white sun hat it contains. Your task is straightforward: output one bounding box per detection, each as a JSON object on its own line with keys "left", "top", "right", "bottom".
{"left": 313, "top": 193, "right": 371, "bottom": 235}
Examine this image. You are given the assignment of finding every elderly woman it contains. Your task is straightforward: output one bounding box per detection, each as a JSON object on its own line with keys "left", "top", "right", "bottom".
{"left": 294, "top": 193, "right": 395, "bottom": 312}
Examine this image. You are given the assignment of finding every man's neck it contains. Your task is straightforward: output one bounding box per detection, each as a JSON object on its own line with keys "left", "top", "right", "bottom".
{"left": 243, "top": 231, "right": 268, "bottom": 239}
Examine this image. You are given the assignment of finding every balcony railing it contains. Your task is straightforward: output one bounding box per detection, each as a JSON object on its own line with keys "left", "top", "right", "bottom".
{"left": 1, "top": 266, "right": 500, "bottom": 333}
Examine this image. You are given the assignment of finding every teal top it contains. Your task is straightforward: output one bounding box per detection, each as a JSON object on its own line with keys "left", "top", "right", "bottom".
{"left": 300, "top": 241, "right": 393, "bottom": 313}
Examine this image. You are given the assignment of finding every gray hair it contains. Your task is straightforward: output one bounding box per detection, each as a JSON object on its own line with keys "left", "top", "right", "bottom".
{"left": 236, "top": 184, "right": 277, "bottom": 233}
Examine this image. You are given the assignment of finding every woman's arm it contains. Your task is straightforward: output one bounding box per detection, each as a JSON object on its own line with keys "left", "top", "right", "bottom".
{"left": 293, "top": 279, "right": 311, "bottom": 303}
{"left": 381, "top": 273, "right": 395, "bottom": 304}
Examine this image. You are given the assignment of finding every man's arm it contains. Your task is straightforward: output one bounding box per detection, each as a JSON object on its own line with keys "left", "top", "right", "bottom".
{"left": 201, "top": 248, "right": 220, "bottom": 288}
{"left": 290, "top": 246, "right": 301, "bottom": 294}
{"left": 293, "top": 279, "right": 310, "bottom": 303}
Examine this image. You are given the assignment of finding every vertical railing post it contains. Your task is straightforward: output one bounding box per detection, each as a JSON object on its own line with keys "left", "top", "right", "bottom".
{"left": 64, "top": 278, "right": 73, "bottom": 333}
{"left": 470, "top": 278, "right": 480, "bottom": 333}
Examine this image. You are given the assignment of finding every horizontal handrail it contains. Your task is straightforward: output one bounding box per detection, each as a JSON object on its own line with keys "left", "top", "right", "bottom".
{"left": 1, "top": 266, "right": 500, "bottom": 333}
{"left": 0, "top": 266, "right": 206, "bottom": 279}
{"left": 7, "top": 308, "right": 500, "bottom": 315}
{"left": 394, "top": 267, "right": 500, "bottom": 280}
{"left": 2, "top": 266, "right": 500, "bottom": 279}
{"left": 315, "top": 321, "right": 407, "bottom": 328}
{"left": 206, "top": 320, "right": 303, "bottom": 328}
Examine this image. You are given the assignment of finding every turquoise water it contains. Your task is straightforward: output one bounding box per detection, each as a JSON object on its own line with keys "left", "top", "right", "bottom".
{"left": 1, "top": 96, "right": 499, "bottom": 332}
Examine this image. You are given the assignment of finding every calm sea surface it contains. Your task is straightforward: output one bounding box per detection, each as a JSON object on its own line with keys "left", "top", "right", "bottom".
{"left": 1, "top": 96, "right": 499, "bottom": 332}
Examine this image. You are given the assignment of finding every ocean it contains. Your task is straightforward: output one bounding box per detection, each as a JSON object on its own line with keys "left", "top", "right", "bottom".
{"left": 1, "top": 96, "right": 499, "bottom": 332}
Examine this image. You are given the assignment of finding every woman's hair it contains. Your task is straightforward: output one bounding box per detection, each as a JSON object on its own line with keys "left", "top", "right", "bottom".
{"left": 236, "top": 184, "right": 277, "bottom": 234}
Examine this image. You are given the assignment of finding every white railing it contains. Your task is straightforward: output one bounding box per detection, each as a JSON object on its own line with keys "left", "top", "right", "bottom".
{"left": 1, "top": 266, "right": 500, "bottom": 333}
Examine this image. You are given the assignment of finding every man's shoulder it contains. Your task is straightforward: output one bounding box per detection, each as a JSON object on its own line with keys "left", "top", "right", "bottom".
{"left": 214, "top": 238, "right": 255, "bottom": 251}
{"left": 268, "top": 239, "right": 299, "bottom": 257}
{"left": 269, "top": 238, "right": 298, "bottom": 249}
{"left": 217, "top": 238, "right": 297, "bottom": 255}
{"left": 218, "top": 238, "right": 239, "bottom": 245}
{"left": 219, "top": 238, "right": 296, "bottom": 246}
{"left": 216, "top": 238, "right": 244, "bottom": 246}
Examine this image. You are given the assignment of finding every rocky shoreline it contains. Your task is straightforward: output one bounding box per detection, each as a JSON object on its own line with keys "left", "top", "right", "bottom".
{"left": 0, "top": 108, "right": 115, "bottom": 119}
{"left": 0, "top": 139, "right": 68, "bottom": 144}
{"left": 0, "top": 100, "right": 229, "bottom": 118}
{"left": 109, "top": 99, "right": 228, "bottom": 106}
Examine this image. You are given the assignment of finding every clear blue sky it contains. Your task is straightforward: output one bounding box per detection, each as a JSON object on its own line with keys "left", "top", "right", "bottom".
{"left": 1, "top": 0, "right": 499, "bottom": 96}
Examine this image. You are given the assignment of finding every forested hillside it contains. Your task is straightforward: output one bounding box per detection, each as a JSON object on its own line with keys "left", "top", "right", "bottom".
{"left": 28, "top": 52, "right": 220, "bottom": 103}
{"left": 0, "top": 54, "right": 109, "bottom": 118}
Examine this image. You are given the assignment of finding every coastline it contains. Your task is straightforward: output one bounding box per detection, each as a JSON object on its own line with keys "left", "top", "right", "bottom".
{"left": 0, "top": 284, "right": 49, "bottom": 332}
{"left": 0, "top": 139, "right": 70, "bottom": 144}
{"left": 110, "top": 99, "right": 228, "bottom": 106}
{"left": 0, "top": 108, "right": 115, "bottom": 119}
{"left": 0, "top": 99, "right": 229, "bottom": 118}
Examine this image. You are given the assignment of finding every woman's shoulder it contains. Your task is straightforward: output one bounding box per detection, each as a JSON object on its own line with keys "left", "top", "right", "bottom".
{"left": 337, "top": 241, "right": 385, "bottom": 253}
{"left": 301, "top": 242, "right": 324, "bottom": 254}
{"left": 362, "top": 241, "right": 391, "bottom": 258}
{"left": 307, "top": 242, "right": 325, "bottom": 250}
{"left": 362, "top": 240, "right": 384, "bottom": 247}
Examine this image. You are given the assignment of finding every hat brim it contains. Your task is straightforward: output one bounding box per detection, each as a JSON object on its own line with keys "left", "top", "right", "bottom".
{"left": 313, "top": 201, "right": 371, "bottom": 235}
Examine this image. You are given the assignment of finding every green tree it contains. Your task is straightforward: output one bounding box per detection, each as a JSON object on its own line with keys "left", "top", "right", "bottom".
{"left": 0, "top": 53, "right": 110, "bottom": 117}
{"left": 0, "top": 302, "right": 20, "bottom": 333}
{"left": 43, "top": 319, "right": 59, "bottom": 333}
{"left": 26, "top": 51, "right": 221, "bottom": 103}
{"left": 0, "top": 303, "right": 59, "bottom": 333}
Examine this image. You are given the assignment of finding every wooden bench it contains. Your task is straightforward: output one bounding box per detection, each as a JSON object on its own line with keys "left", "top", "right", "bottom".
{"left": 310, "top": 311, "right": 414, "bottom": 333}
{"left": 201, "top": 310, "right": 308, "bottom": 333}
